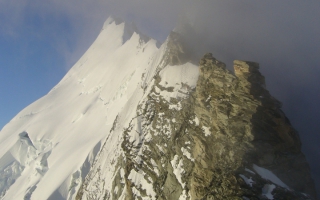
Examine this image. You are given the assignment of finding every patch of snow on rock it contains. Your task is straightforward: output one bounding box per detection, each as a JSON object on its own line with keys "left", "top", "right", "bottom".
{"left": 170, "top": 155, "right": 185, "bottom": 188}
{"left": 245, "top": 168, "right": 255, "bottom": 174}
{"left": 169, "top": 102, "right": 182, "bottom": 110}
{"left": 205, "top": 95, "right": 211, "bottom": 102}
{"left": 239, "top": 174, "right": 254, "bottom": 187}
{"left": 194, "top": 116, "right": 199, "bottom": 126}
{"left": 202, "top": 126, "right": 211, "bottom": 137}
{"left": 150, "top": 159, "right": 159, "bottom": 176}
{"left": 128, "top": 169, "right": 156, "bottom": 199}
{"left": 179, "top": 190, "right": 188, "bottom": 200}
{"left": 181, "top": 147, "right": 194, "bottom": 161}
{"left": 253, "top": 164, "right": 289, "bottom": 189}
{"left": 158, "top": 63, "right": 199, "bottom": 102}
{"left": 262, "top": 184, "right": 276, "bottom": 200}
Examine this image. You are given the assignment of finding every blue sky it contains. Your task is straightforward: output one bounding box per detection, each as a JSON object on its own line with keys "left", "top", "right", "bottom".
{"left": 1, "top": 0, "right": 320, "bottom": 194}
{"left": 0, "top": 5, "right": 68, "bottom": 128}
{"left": 0, "top": 1, "right": 119, "bottom": 128}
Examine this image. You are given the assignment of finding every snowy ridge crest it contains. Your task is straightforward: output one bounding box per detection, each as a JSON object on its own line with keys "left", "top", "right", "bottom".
{"left": 103, "top": 16, "right": 150, "bottom": 45}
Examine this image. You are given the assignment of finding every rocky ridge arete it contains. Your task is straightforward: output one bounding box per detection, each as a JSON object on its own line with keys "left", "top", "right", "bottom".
{"left": 77, "top": 33, "right": 316, "bottom": 200}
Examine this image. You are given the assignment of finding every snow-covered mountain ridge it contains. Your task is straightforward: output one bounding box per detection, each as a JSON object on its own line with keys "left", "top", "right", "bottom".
{"left": 0, "top": 17, "right": 317, "bottom": 200}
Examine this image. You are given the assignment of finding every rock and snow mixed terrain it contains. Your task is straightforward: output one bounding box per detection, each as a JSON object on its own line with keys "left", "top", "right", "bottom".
{"left": 0, "top": 17, "right": 317, "bottom": 199}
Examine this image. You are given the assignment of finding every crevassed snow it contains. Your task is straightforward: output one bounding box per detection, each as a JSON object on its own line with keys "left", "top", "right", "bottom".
{"left": 253, "top": 164, "right": 289, "bottom": 189}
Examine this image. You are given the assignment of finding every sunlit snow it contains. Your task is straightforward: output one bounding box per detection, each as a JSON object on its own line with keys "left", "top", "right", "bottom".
{"left": 0, "top": 17, "right": 159, "bottom": 200}
{"left": 0, "top": 15, "right": 201, "bottom": 199}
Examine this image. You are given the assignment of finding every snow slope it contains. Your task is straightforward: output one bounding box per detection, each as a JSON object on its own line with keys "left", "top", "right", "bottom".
{"left": 0, "top": 17, "right": 163, "bottom": 200}
{"left": 0, "top": 15, "right": 201, "bottom": 200}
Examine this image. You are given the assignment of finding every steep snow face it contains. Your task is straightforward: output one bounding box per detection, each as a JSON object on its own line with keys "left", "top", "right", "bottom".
{"left": 77, "top": 29, "right": 199, "bottom": 200}
{"left": 0, "top": 17, "right": 160, "bottom": 200}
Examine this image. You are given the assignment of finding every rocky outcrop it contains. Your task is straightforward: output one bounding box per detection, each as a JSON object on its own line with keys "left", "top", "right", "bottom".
{"left": 191, "top": 53, "right": 316, "bottom": 199}
{"left": 77, "top": 53, "right": 316, "bottom": 200}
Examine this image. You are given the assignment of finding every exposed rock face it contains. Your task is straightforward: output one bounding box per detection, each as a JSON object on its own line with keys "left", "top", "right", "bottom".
{"left": 192, "top": 53, "right": 316, "bottom": 199}
{"left": 77, "top": 51, "right": 316, "bottom": 199}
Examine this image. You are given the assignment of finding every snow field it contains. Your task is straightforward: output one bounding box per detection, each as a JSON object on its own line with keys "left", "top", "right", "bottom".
{"left": 0, "top": 17, "right": 158, "bottom": 200}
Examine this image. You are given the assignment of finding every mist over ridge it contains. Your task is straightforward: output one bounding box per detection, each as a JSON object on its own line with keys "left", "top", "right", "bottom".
{"left": 1, "top": 0, "right": 319, "bottom": 197}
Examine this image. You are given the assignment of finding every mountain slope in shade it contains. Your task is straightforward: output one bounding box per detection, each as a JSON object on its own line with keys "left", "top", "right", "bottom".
{"left": 0, "top": 18, "right": 317, "bottom": 200}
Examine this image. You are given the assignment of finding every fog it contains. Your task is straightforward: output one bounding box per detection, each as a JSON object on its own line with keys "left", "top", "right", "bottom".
{"left": 1, "top": 0, "right": 319, "bottom": 196}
